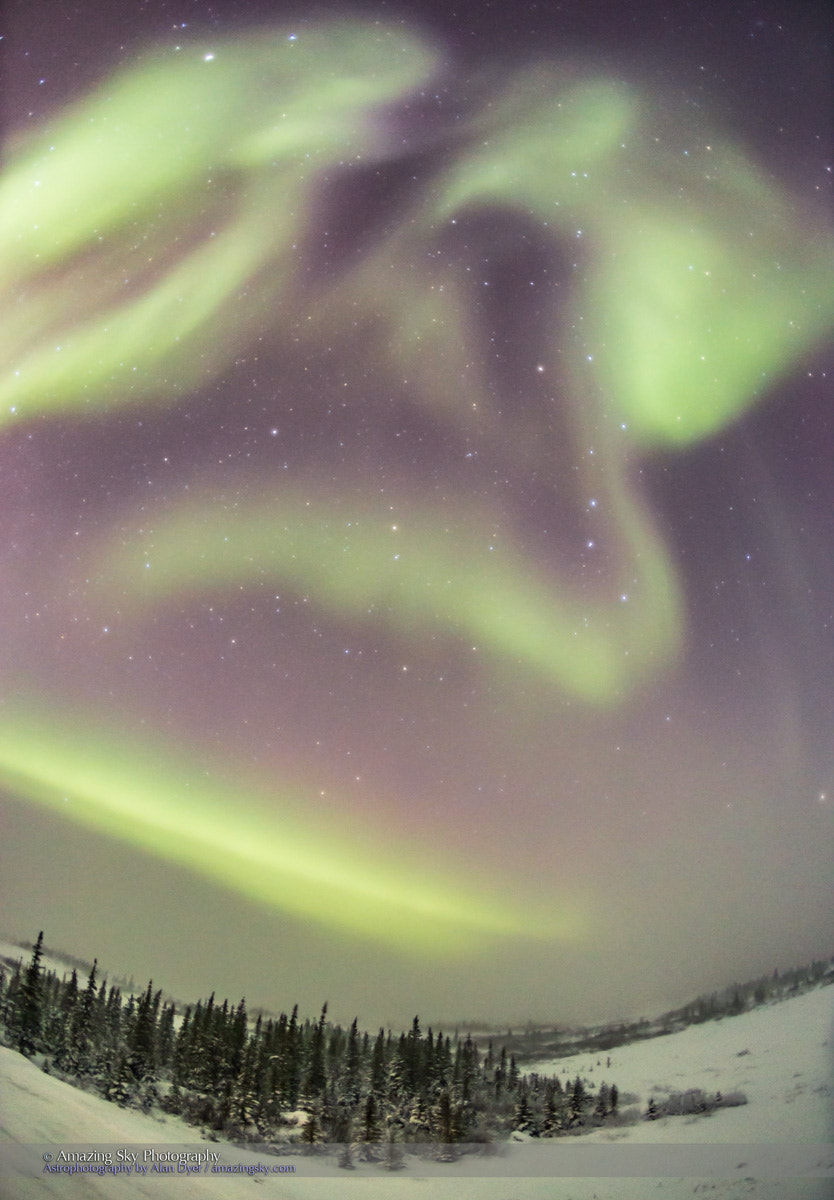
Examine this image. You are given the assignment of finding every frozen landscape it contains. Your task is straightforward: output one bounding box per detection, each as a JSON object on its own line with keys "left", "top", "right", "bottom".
{"left": 1, "top": 11, "right": 833, "bottom": 1200}
{"left": 2, "top": 980, "right": 832, "bottom": 1200}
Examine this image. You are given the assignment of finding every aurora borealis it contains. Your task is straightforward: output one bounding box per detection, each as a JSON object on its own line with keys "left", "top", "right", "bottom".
{"left": 1, "top": 0, "right": 832, "bottom": 1028}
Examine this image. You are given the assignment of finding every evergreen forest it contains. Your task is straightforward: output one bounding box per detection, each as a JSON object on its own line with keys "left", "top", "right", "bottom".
{"left": 2, "top": 933, "right": 830, "bottom": 1161}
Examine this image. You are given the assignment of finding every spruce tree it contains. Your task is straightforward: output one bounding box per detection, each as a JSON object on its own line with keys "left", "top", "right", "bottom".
{"left": 207, "top": 997, "right": 230, "bottom": 1090}
{"left": 541, "top": 1083, "right": 565, "bottom": 1137}
{"left": 68, "top": 959, "right": 98, "bottom": 1076}
{"left": 156, "top": 1002, "right": 176, "bottom": 1071}
{"left": 568, "top": 1076, "right": 586, "bottom": 1127}
{"left": 407, "top": 1094, "right": 432, "bottom": 1139}
{"left": 126, "top": 982, "right": 157, "bottom": 1082}
{"left": 357, "top": 1092, "right": 381, "bottom": 1159}
{"left": 437, "top": 1033, "right": 453, "bottom": 1088}
{"left": 35, "top": 970, "right": 56, "bottom": 1058}
{"left": 282, "top": 1004, "right": 302, "bottom": 1108}
{"left": 483, "top": 1040, "right": 494, "bottom": 1073}
{"left": 230, "top": 1037, "right": 259, "bottom": 1133}
{"left": 370, "top": 1029, "right": 387, "bottom": 1097}
{"left": 402, "top": 1015, "right": 423, "bottom": 1093}
{"left": 433, "top": 1088, "right": 459, "bottom": 1159}
{"left": 341, "top": 1018, "right": 362, "bottom": 1106}
{"left": 196, "top": 993, "right": 215, "bottom": 1090}
{"left": 172, "top": 1006, "right": 192, "bottom": 1088}
{"left": 440, "top": 1086, "right": 467, "bottom": 1152}
{"left": 13, "top": 932, "right": 45, "bottom": 1056}
{"left": 304, "top": 1003, "right": 328, "bottom": 1100}
{"left": 512, "top": 1086, "right": 538, "bottom": 1137}
{"left": 459, "top": 1035, "right": 478, "bottom": 1101}
{"left": 494, "top": 1046, "right": 507, "bottom": 1095}
{"left": 53, "top": 969, "right": 78, "bottom": 1069}
{"left": 387, "top": 1034, "right": 408, "bottom": 1105}
{"left": 104, "top": 1052, "right": 135, "bottom": 1107}
{"left": 228, "top": 998, "right": 248, "bottom": 1079}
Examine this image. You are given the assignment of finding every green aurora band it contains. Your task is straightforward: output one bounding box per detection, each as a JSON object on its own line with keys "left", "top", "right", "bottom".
{"left": 2, "top": 24, "right": 833, "bottom": 950}
{"left": 0, "top": 22, "right": 439, "bottom": 419}
{"left": 0, "top": 703, "right": 575, "bottom": 953}
{"left": 90, "top": 483, "right": 681, "bottom": 703}
{"left": 430, "top": 67, "right": 834, "bottom": 447}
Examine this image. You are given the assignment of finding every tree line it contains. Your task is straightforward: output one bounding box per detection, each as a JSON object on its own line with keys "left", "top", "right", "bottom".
{"left": 6, "top": 933, "right": 824, "bottom": 1153}
{"left": 514, "top": 954, "right": 834, "bottom": 1063}
{"left": 0, "top": 933, "right": 628, "bottom": 1156}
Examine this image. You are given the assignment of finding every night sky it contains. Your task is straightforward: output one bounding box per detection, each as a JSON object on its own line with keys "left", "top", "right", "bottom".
{"left": 1, "top": 0, "right": 832, "bottom": 1031}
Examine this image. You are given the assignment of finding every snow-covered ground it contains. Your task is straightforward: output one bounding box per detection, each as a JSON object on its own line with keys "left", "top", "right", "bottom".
{"left": 1, "top": 985, "right": 832, "bottom": 1200}
{"left": 536, "top": 984, "right": 834, "bottom": 1145}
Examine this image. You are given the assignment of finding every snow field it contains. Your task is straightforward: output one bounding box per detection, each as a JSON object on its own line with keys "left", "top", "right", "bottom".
{"left": 1, "top": 984, "right": 832, "bottom": 1200}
